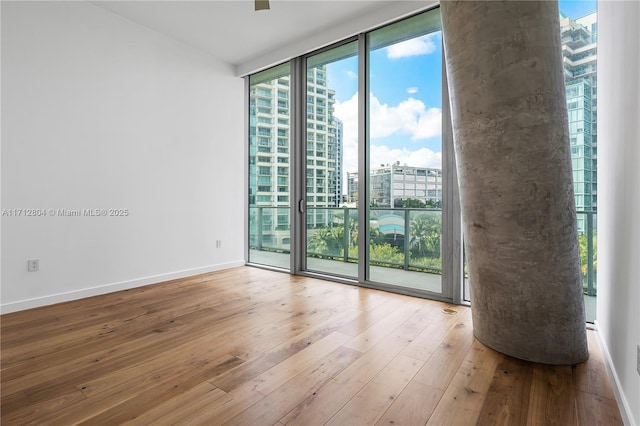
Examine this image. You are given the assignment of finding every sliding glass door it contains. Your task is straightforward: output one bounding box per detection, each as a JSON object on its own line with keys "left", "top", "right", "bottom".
{"left": 365, "top": 10, "right": 446, "bottom": 296}
{"left": 248, "top": 7, "right": 461, "bottom": 302}
{"left": 304, "top": 42, "right": 359, "bottom": 278}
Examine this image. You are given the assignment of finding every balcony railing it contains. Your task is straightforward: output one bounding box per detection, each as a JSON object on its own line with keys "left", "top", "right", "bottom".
{"left": 249, "top": 206, "right": 597, "bottom": 296}
{"left": 576, "top": 210, "right": 597, "bottom": 296}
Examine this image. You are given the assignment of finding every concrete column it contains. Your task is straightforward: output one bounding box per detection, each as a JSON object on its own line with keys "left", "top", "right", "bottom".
{"left": 441, "top": 1, "right": 588, "bottom": 364}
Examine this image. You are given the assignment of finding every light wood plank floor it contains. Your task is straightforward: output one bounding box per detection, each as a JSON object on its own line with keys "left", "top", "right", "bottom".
{"left": 1, "top": 266, "right": 622, "bottom": 425}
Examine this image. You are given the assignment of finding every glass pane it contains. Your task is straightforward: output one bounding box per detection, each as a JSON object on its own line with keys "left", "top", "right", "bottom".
{"left": 560, "top": 0, "right": 597, "bottom": 322}
{"left": 305, "top": 41, "right": 358, "bottom": 278}
{"left": 248, "top": 64, "right": 291, "bottom": 269}
{"left": 366, "top": 8, "right": 444, "bottom": 293}
{"left": 463, "top": 242, "right": 470, "bottom": 302}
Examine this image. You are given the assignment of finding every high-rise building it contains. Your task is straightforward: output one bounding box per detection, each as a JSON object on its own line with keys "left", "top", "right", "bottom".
{"left": 560, "top": 12, "right": 597, "bottom": 231}
{"left": 332, "top": 119, "right": 344, "bottom": 208}
{"left": 249, "top": 66, "right": 343, "bottom": 247}
{"left": 305, "top": 67, "right": 343, "bottom": 210}
{"left": 347, "top": 163, "right": 443, "bottom": 208}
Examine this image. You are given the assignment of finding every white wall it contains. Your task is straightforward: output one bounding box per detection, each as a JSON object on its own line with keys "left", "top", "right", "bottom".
{"left": 1, "top": 1, "right": 245, "bottom": 313}
{"left": 597, "top": 1, "right": 640, "bottom": 424}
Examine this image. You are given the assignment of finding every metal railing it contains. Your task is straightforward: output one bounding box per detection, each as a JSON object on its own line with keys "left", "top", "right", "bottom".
{"left": 249, "top": 206, "right": 442, "bottom": 273}
{"left": 577, "top": 210, "right": 597, "bottom": 296}
{"left": 249, "top": 206, "right": 597, "bottom": 296}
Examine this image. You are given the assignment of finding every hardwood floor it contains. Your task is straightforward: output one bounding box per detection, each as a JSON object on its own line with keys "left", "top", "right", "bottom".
{"left": 1, "top": 266, "right": 622, "bottom": 425}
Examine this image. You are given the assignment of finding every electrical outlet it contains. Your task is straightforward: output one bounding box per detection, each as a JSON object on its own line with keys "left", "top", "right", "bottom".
{"left": 216, "top": 240, "right": 222, "bottom": 248}
{"left": 28, "top": 259, "right": 39, "bottom": 272}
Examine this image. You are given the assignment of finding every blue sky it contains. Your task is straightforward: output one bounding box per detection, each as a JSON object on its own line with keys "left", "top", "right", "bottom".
{"left": 325, "top": 1, "right": 596, "bottom": 175}
{"left": 560, "top": 0, "right": 597, "bottom": 19}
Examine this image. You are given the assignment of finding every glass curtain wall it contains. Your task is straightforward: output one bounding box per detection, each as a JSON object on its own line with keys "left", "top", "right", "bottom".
{"left": 366, "top": 10, "right": 445, "bottom": 295}
{"left": 304, "top": 42, "right": 359, "bottom": 278}
{"left": 248, "top": 7, "right": 461, "bottom": 303}
{"left": 558, "top": 1, "right": 598, "bottom": 322}
{"left": 248, "top": 64, "right": 292, "bottom": 269}
{"left": 246, "top": 3, "right": 597, "bottom": 314}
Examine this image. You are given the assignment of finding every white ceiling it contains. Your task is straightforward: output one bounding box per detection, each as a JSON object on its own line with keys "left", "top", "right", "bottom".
{"left": 91, "top": 1, "right": 427, "bottom": 74}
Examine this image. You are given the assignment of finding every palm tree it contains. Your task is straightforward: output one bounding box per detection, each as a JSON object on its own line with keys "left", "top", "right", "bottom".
{"left": 308, "top": 225, "right": 354, "bottom": 257}
{"left": 409, "top": 213, "right": 441, "bottom": 258}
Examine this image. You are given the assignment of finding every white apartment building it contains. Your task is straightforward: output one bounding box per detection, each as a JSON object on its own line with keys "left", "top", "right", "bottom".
{"left": 249, "top": 66, "right": 343, "bottom": 248}
{"left": 347, "top": 163, "right": 443, "bottom": 208}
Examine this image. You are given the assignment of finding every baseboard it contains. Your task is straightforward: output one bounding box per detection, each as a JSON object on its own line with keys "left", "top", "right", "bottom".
{"left": 0, "top": 260, "right": 245, "bottom": 314}
{"left": 594, "top": 320, "right": 637, "bottom": 426}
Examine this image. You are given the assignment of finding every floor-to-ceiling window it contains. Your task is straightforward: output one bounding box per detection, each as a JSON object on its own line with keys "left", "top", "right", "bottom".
{"left": 559, "top": 0, "right": 597, "bottom": 322}
{"left": 248, "top": 64, "right": 292, "bottom": 269}
{"left": 304, "top": 41, "right": 359, "bottom": 278}
{"left": 247, "top": 6, "right": 461, "bottom": 303}
{"left": 247, "top": 2, "right": 597, "bottom": 318}
{"left": 365, "top": 9, "right": 446, "bottom": 296}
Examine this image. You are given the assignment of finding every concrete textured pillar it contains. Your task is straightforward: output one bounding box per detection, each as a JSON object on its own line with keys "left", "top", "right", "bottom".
{"left": 441, "top": 1, "right": 588, "bottom": 364}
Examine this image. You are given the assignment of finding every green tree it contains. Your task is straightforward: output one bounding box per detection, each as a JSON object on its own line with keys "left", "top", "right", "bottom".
{"left": 395, "top": 198, "right": 426, "bottom": 208}
{"left": 424, "top": 199, "right": 442, "bottom": 209}
{"left": 578, "top": 233, "right": 597, "bottom": 278}
{"left": 369, "top": 243, "right": 404, "bottom": 265}
{"left": 409, "top": 212, "right": 441, "bottom": 258}
{"left": 308, "top": 227, "right": 343, "bottom": 256}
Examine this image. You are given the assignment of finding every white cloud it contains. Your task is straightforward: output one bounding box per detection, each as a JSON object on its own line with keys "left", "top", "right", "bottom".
{"left": 334, "top": 92, "right": 441, "bottom": 145}
{"left": 333, "top": 93, "right": 359, "bottom": 146}
{"left": 333, "top": 95, "right": 359, "bottom": 176}
{"left": 370, "top": 146, "right": 442, "bottom": 170}
{"left": 386, "top": 34, "right": 437, "bottom": 59}
{"left": 407, "top": 87, "right": 418, "bottom": 94}
{"left": 345, "top": 70, "right": 357, "bottom": 79}
{"left": 333, "top": 92, "right": 442, "bottom": 176}
{"left": 368, "top": 95, "right": 441, "bottom": 141}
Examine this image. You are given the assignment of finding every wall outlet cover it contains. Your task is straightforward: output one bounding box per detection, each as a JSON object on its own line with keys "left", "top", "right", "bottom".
{"left": 28, "top": 259, "right": 40, "bottom": 272}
